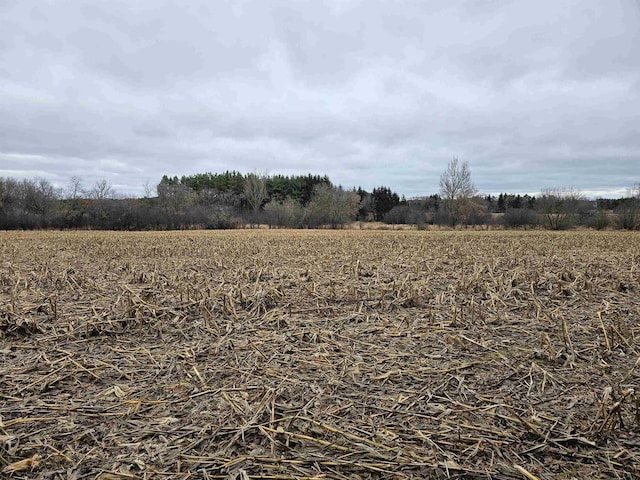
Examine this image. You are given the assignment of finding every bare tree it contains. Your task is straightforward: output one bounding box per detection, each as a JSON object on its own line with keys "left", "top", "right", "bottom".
{"left": 157, "top": 181, "right": 196, "bottom": 214}
{"left": 537, "top": 187, "right": 585, "bottom": 230}
{"left": 24, "top": 178, "right": 59, "bottom": 226}
{"left": 143, "top": 180, "right": 154, "bottom": 199}
{"left": 87, "top": 179, "right": 115, "bottom": 200}
{"left": 66, "top": 176, "right": 84, "bottom": 200}
{"left": 60, "top": 176, "right": 86, "bottom": 227}
{"left": 439, "top": 157, "right": 477, "bottom": 226}
{"left": 244, "top": 172, "right": 268, "bottom": 213}
{"left": 439, "top": 157, "right": 476, "bottom": 200}
{"left": 306, "top": 184, "right": 360, "bottom": 228}
{"left": 617, "top": 182, "right": 640, "bottom": 230}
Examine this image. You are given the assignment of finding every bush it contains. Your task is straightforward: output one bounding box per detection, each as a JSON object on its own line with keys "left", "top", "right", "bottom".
{"left": 432, "top": 209, "right": 455, "bottom": 227}
{"left": 264, "top": 199, "right": 305, "bottom": 228}
{"left": 383, "top": 205, "right": 427, "bottom": 226}
{"left": 502, "top": 208, "right": 537, "bottom": 228}
{"left": 588, "top": 210, "right": 610, "bottom": 230}
{"left": 616, "top": 201, "right": 639, "bottom": 230}
{"left": 206, "top": 214, "right": 242, "bottom": 230}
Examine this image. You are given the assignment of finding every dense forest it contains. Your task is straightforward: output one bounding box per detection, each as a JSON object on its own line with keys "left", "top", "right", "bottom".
{"left": 0, "top": 168, "right": 638, "bottom": 231}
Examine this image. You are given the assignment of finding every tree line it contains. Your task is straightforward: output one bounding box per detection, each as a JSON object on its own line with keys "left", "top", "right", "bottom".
{"left": 0, "top": 161, "right": 638, "bottom": 230}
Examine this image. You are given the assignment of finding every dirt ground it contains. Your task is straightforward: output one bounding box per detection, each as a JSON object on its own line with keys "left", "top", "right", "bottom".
{"left": 1, "top": 230, "right": 639, "bottom": 479}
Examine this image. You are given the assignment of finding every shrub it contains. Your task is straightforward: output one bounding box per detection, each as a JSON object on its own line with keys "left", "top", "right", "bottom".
{"left": 588, "top": 210, "right": 610, "bottom": 230}
{"left": 502, "top": 208, "right": 537, "bottom": 228}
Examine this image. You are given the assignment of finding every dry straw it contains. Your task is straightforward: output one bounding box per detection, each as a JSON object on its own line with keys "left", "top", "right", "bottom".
{"left": 0, "top": 230, "right": 639, "bottom": 479}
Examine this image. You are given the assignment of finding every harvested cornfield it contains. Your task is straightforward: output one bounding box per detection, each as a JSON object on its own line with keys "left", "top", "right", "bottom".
{"left": 1, "top": 230, "right": 639, "bottom": 479}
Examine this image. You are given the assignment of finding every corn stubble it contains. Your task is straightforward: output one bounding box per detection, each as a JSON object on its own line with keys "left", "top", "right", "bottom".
{"left": 0, "top": 230, "right": 639, "bottom": 479}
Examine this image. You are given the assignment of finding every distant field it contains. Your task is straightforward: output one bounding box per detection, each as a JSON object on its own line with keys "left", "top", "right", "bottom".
{"left": 1, "top": 230, "right": 639, "bottom": 479}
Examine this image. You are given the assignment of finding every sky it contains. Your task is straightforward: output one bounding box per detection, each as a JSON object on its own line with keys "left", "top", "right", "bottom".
{"left": 1, "top": 1, "right": 639, "bottom": 199}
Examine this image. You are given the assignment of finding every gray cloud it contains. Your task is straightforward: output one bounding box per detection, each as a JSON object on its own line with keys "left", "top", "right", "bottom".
{"left": 1, "top": 0, "right": 638, "bottom": 198}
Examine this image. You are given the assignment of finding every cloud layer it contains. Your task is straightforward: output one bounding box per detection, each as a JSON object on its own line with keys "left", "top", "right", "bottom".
{"left": 1, "top": 0, "right": 639, "bottom": 198}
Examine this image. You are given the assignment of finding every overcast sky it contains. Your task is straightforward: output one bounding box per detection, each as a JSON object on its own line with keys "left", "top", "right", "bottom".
{"left": 1, "top": 1, "right": 639, "bottom": 199}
